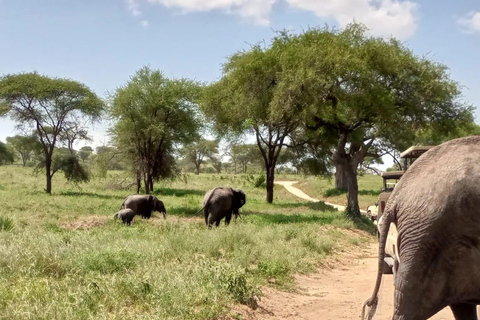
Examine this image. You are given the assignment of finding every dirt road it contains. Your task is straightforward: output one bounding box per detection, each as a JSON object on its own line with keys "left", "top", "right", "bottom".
{"left": 235, "top": 182, "right": 456, "bottom": 319}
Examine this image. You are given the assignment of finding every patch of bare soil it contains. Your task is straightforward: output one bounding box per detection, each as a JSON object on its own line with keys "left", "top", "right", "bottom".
{"left": 229, "top": 243, "right": 456, "bottom": 320}
{"left": 61, "top": 215, "right": 109, "bottom": 230}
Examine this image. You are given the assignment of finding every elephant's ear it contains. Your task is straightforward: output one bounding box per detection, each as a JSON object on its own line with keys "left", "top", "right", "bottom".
{"left": 234, "top": 189, "right": 246, "bottom": 208}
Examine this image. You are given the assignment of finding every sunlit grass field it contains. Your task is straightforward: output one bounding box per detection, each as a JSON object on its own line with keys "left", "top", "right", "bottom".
{"left": 0, "top": 167, "right": 376, "bottom": 319}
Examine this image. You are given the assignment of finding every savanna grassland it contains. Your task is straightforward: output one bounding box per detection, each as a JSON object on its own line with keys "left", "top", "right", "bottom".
{"left": 0, "top": 167, "right": 377, "bottom": 320}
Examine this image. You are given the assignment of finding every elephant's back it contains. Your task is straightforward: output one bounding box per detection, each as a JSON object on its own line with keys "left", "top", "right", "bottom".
{"left": 393, "top": 137, "right": 480, "bottom": 254}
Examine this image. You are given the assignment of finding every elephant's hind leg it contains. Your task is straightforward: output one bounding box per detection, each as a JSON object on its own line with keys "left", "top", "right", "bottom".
{"left": 450, "top": 303, "right": 477, "bottom": 320}
{"left": 207, "top": 214, "right": 215, "bottom": 229}
{"left": 225, "top": 213, "right": 232, "bottom": 226}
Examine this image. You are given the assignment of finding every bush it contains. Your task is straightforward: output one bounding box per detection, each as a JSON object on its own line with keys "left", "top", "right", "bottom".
{"left": 245, "top": 174, "right": 266, "bottom": 188}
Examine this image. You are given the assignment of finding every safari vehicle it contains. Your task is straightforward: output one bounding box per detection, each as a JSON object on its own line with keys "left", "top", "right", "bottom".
{"left": 368, "top": 145, "right": 433, "bottom": 274}
{"left": 366, "top": 171, "right": 404, "bottom": 222}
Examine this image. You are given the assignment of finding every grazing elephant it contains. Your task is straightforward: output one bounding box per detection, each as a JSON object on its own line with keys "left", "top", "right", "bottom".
{"left": 363, "top": 136, "right": 480, "bottom": 320}
{"left": 198, "top": 187, "right": 246, "bottom": 228}
{"left": 120, "top": 194, "right": 166, "bottom": 219}
{"left": 114, "top": 209, "right": 135, "bottom": 225}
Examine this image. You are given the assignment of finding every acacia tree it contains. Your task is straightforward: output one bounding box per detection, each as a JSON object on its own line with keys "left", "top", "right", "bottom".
{"left": 6, "top": 134, "right": 42, "bottom": 166}
{"left": 111, "top": 67, "right": 200, "bottom": 194}
{"left": 202, "top": 45, "right": 301, "bottom": 203}
{"left": 182, "top": 139, "right": 218, "bottom": 174}
{"left": 0, "top": 73, "right": 103, "bottom": 193}
{"left": 59, "top": 121, "right": 91, "bottom": 155}
{"left": 276, "top": 24, "right": 474, "bottom": 217}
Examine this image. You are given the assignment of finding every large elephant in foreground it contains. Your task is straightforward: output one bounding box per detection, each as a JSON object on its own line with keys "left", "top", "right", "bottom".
{"left": 199, "top": 187, "right": 246, "bottom": 228}
{"left": 363, "top": 136, "right": 480, "bottom": 320}
{"left": 120, "top": 194, "right": 166, "bottom": 219}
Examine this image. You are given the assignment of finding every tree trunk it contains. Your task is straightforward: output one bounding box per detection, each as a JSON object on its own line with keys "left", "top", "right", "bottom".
{"left": 266, "top": 165, "right": 275, "bottom": 203}
{"left": 335, "top": 163, "right": 349, "bottom": 190}
{"left": 136, "top": 179, "right": 141, "bottom": 193}
{"left": 144, "top": 177, "right": 150, "bottom": 194}
{"left": 345, "top": 164, "right": 360, "bottom": 219}
{"left": 148, "top": 177, "right": 154, "bottom": 194}
{"left": 45, "top": 159, "right": 52, "bottom": 194}
{"left": 195, "top": 163, "right": 200, "bottom": 175}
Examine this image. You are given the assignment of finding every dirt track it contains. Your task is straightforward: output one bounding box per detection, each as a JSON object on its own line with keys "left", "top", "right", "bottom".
{"left": 234, "top": 182, "right": 456, "bottom": 319}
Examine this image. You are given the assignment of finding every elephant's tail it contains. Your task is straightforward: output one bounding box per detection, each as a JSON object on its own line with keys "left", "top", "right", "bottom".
{"left": 361, "top": 209, "right": 394, "bottom": 320}
{"left": 193, "top": 187, "right": 221, "bottom": 216}
{"left": 193, "top": 204, "right": 207, "bottom": 216}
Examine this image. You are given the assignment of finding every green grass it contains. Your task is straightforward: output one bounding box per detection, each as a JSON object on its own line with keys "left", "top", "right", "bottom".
{"left": 0, "top": 166, "right": 374, "bottom": 319}
{"left": 294, "top": 174, "right": 383, "bottom": 211}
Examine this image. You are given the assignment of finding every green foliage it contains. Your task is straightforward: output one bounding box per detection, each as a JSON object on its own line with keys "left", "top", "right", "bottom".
{"left": 0, "top": 216, "right": 15, "bottom": 232}
{"left": 0, "top": 141, "right": 14, "bottom": 165}
{"left": 54, "top": 154, "right": 90, "bottom": 183}
{"left": 245, "top": 173, "right": 266, "bottom": 188}
{"left": 111, "top": 66, "right": 200, "bottom": 192}
{"left": 268, "top": 23, "right": 474, "bottom": 217}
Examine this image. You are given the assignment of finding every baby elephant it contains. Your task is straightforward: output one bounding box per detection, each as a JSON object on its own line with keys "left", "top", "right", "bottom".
{"left": 114, "top": 209, "right": 135, "bottom": 225}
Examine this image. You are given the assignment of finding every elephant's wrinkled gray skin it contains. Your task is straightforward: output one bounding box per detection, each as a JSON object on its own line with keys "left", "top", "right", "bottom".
{"left": 120, "top": 194, "right": 166, "bottom": 219}
{"left": 114, "top": 208, "right": 135, "bottom": 225}
{"left": 201, "top": 187, "right": 246, "bottom": 228}
{"left": 363, "top": 136, "right": 480, "bottom": 320}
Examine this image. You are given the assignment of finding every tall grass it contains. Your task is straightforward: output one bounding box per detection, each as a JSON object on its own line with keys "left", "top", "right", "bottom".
{"left": 0, "top": 166, "right": 373, "bottom": 319}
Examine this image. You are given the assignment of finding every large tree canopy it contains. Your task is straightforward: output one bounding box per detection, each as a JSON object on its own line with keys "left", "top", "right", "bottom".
{"left": 0, "top": 73, "right": 103, "bottom": 193}
{"left": 274, "top": 24, "right": 474, "bottom": 217}
{"left": 202, "top": 43, "right": 301, "bottom": 203}
{"left": 111, "top": 66, "right": 200, "bottom": 193}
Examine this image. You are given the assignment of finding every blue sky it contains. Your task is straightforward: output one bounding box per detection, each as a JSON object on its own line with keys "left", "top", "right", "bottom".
{"left": 0, "top": 0, "right": 479, "bottom": 151}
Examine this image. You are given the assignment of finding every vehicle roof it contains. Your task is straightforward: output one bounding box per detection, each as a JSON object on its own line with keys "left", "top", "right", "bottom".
{"left": 400, "top": 146, "right": 435, "bottom": 159}
{"left": 381, "top": 171, "right": 404, "bottom": 179}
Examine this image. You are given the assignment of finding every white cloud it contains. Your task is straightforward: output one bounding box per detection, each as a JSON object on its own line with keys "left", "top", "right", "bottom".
{"left": 140, "top": 20, "right": 149, "bottom": 27}
{"left": 126, "top": 0, "right": 418, "bottom": 39}
{"left": 145, "top": 0, "right": 277, "bottom": 26}
{"left": 457, "top": 11, "right": 480, "bottom": 34}
{"left": 286, "top": 0, "right": 417, "bottom": 40}
{"left": 127, "top": 0, "right": 142, "bottom": 16}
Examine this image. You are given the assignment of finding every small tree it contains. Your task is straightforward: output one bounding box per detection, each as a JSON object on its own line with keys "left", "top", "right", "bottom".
{"left": 111, "top": 67, "right": 200, "bottom": 193}
{"left": 182, "top": 139, "right": 218, "bottom": 174}
{"left": 6, "top": 134, "right": 42, "bottom": 166}
{"left": 79, "top": 146, "right": 94, "bottom": 162}
{"left": 0, "top": 141, "right": 14, "bottom": 165}
{"left": 0, "top": 73, "right": 103, "bottom": 193}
